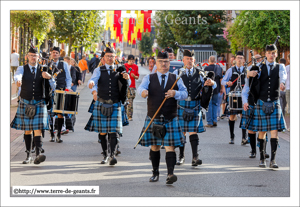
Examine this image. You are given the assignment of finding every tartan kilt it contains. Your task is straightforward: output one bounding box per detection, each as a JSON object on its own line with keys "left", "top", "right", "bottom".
{"left": 251, "top": 99, "right": 286, "bottom": 132}
{"left": 88, "top": 99, "right": 95, "bottom": 113}
{"left": 84, "top": 101, "right": 123, "bottom": 135}
{"left": 11, "top": 98, "right": 49, "bottom": 131}
{"left": 239, "top": 105, "right": 256, "bottom": 131}
{"left": 121, "top": 104, "right": 129, "bottom": 126}
{"left": 177, "top": 100, "right": 205, "bottom": 133}
{"left": 138, "top": 116, "right": 185, "bottom": 147}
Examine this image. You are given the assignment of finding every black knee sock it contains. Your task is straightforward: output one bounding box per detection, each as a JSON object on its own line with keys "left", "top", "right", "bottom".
{"left": 242, "top": 129, "right": 247, "bottom": 139}
{"left": 249, "top": 133, "right": 256, "bottom": 153}
{"left": 229, "top": 120, "right": 235, "bottom": 138}
{"left": 166, "top": 151, "right": 176, "bottom": 175}
{"left": 57, "top": 118, "right": 64, "bottom": 137}
{"left": 24, "top": 134, "right": 32, "bottom": 152}
{"left": 179, "top": 145, "right": 185, "bottom": 158}
{"left": 258, "top": 138, "right": 265, "bottom": 160}
{"left": 99, "top": 134, "right": 107, "bottom": 155}
{"left": 150, "top": 150, "right": 160, "bottom": 172}
{"left": 189, "top": 134, "right": 199, "bottom": 158}
{"left": 270, "top": 138, "right": 278, "bottom": 161}
{"left": 109, "top": 133, "right": 118, "bottom": 156}
{"left": 33, "top": 136, "right": 42, "bottom": 156}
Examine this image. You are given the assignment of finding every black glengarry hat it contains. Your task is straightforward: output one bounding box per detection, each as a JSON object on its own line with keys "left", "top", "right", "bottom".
{"left": 265, "top": 44, "right": 277, "bottom": 51}
{"left": 164, "top": 47, "right": 174, "bottom": 53}
{"left": 236, "top": 51, "right": 244, "bottom": 56}
{"left": 105, "top": 47, "right": 115, "bottom": 54}
{"left": 183, "top": 49, "right": 194, "bottom": 57}
{"left": 28, "top": 45, "right": 38, "bottom": 54}
{"left": 157, "top": 51, "right": 169, "bottom": 59}
{"left": 128, "top": 55, "right": 135, "bottom": 60}
{"left": 52, "top": 46, "right": 60, "bottom": 52}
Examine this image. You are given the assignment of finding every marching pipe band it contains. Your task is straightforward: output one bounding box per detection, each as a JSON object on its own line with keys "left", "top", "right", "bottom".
{"left": 11, "top": 35, "right": 287, "bottom": 185}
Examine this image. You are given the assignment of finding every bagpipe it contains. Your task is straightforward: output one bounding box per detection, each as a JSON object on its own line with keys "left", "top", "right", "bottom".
{"left": 175, "top": 42, "right": 214, "bottom": 111}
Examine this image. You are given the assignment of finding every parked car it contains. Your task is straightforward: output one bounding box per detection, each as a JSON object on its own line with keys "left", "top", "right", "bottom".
{"left": 169, "top": 60, "right": 184, "bottom": 73}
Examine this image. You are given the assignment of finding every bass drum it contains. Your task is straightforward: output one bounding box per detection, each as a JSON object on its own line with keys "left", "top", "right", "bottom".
{"left": 228, "top": 91, "right": 243, "bottom": 111}
{"left": 53, "top": 90, "right": 80, "bottom": 114}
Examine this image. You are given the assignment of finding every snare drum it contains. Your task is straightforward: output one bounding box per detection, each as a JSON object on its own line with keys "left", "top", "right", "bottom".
{"left": 228, "top": 91, "right": 243, "bottom": 111}
{"left": 53, "top": 90, "right": 80, "bottom": 114}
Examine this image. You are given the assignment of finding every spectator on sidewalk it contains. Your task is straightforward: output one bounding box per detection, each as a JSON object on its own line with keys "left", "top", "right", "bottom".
{"left": 124, "top": 55, "right": 140, "bottom": 121}
{"left": 59, "top": 49, "right": 66, "bottom": 61}
{"left": 11, "top": 49, "right": 19, "bottom": 80}
{"left": 148, "top": 56, "right": 156, "bottom": 73}
{"left": 78, "top": 55, "right": 89, "bottom": 84}
{"left": 279, "top": 58, "right": 287, "bottom": 117}
{"left": 89, "top": 53, "right": 100, "bottom": 74}
{"left": 285, "top": 54, "right": 290, "bottom": 116}
{"left": 204, "top": 56, "right": 225, "bottom": 127}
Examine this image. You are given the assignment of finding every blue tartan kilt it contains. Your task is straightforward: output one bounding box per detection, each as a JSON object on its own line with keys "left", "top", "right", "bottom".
{"left": 177, "top": 100, "right": 205, "bottom": 133}
{"left": 121, "top": 104, "right": 129, "bottom": 126}
{"left": 84, "top": 101, "right": 123, "bottom": 135}
{"left": 239, "top": 105, "right": 256, "bottom": 131}
{"left": 88, "top": 99, "right": 95, "bottom": 113}
{"left": 138, "top": 116, "right": 185, "bottom": 147}
{"left": 11, "top": 98, "right": 49, "bottom": 131}
{"left": 251, "top": 99, "right": 286, "bottom": 132}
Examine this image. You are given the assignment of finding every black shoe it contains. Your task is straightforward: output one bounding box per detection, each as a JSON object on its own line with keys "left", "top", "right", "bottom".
{"left": 149, "top": 171, "right": 159, "bottom": 182}
{"left": 259, "top": 159, "right": 266, "bottom": 168}
{"left": 192, "top": 157, "right": 202, "bottom": 166}
{"left": 34, "top": 155, "right": 46, "bottom": 164}
{"left": 109, "top": 156, "right": 117, "bottom": 165}
{"left": 176, "top": 156, "right": 185, "bottom": 165}
{"left": 229, "top": 138, "right": 234, "bottom": 144}
{"left": 22, "top": 156, "right": 33, "bottom": 164}
{"left": 265, "top": 153, "right": 270, "bottom": 159}
{"left": 116, "top": 150, "right": 121, "bottom": 155}
{"left": 249, "top": 151, "right": 256, "bottom": 158}
{"left": 100, "top": 156, "right": 109, "bottom": 164}
{"left": 56, "top": 136, "right": 63, "bottom": 143}
{"left": 166, "top": 174, "right": 177, "bottom": 184}
{"left": 40, "top": 147, "right": 45, "bottom": 153}
{"left": 49, "top": 135, "right": 55, "bottom": 142}
{"left": 213, "top": 122, "right": 217, "bottom": 126}
{"left": 269, "top": 160, "right": 278, "bottom": 168}
{"left": 241, "top": 138, "right": 247, "bottom": 145}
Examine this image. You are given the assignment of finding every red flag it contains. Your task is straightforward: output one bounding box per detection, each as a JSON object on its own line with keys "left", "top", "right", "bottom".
{"left": 114, "top": 10, "right": 122, "bottom": 41}
{"left": 141, "top": 10, "right": 152, "bottom": 32}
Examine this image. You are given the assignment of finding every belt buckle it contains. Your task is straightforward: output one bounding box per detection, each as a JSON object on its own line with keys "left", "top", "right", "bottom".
{"left": 185, "top": 96, "right": 191, "bottom": 101}
{"left": 267, "top": 98, "right": 271, "bottom": 102}
{"left": 106, "top": 99, "right": 113, "bottom": 104}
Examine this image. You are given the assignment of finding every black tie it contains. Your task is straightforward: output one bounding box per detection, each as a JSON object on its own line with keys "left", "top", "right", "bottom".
{"left": 188, "top": 69, "right": 191, "bottom": 77}
{"left": 32, "top": 67, "right": 36, "bottom": 77}
{"left": 161, "top": 74, "right": 166, "bottom": 90}
{"left": 269, "top": 64, "right": 273, "bottom": 76}
{"left": 237, "top": 67, "right": 241, "bottom": 74}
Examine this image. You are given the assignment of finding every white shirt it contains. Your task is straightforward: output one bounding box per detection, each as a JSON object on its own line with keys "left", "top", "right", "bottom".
{"left": 11, "top": 53, "right": 19, "bottom": 66}
{"left": 285, "top": 65, "right": 290, "bottom": 90}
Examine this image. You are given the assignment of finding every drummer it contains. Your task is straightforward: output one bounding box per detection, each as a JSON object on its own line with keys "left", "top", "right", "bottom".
{"left": 221, "top": 51, "right": 248, "bottom": 145}
{"left": 48, "top": 46, "right": 72, "bottom": 143}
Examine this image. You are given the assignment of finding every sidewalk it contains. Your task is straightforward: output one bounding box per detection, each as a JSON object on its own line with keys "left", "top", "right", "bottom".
{"left": 10, "top": 73, "right": 92, "bottom": 160}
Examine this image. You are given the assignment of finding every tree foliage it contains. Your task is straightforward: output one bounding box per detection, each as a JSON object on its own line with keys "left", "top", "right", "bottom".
{"left": 47, "top": 10, "right": 105, "bottom": 55}
{"left": 228, "top": 10, "right": 290, "bottom": 54}
{"left": 154, "top": 11, "right": 230, "bottom": 54}
{"left": 10, "top": 11, "right": 54, "bottom": 46}
{"left": 154, "top": 11, "right": 177, "bottom": 54}
{"left": 138, "top": 32, "right": 154, "bottom": 57}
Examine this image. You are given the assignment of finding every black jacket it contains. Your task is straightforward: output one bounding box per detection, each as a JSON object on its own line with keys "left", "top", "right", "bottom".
{"left": 73, "top": 66, "right": 82, "bottom": 85}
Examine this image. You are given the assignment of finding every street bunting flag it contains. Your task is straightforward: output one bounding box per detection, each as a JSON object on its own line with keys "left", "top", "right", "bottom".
{"left": 105, "top": 10, "right": 152, "bottom": 44}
